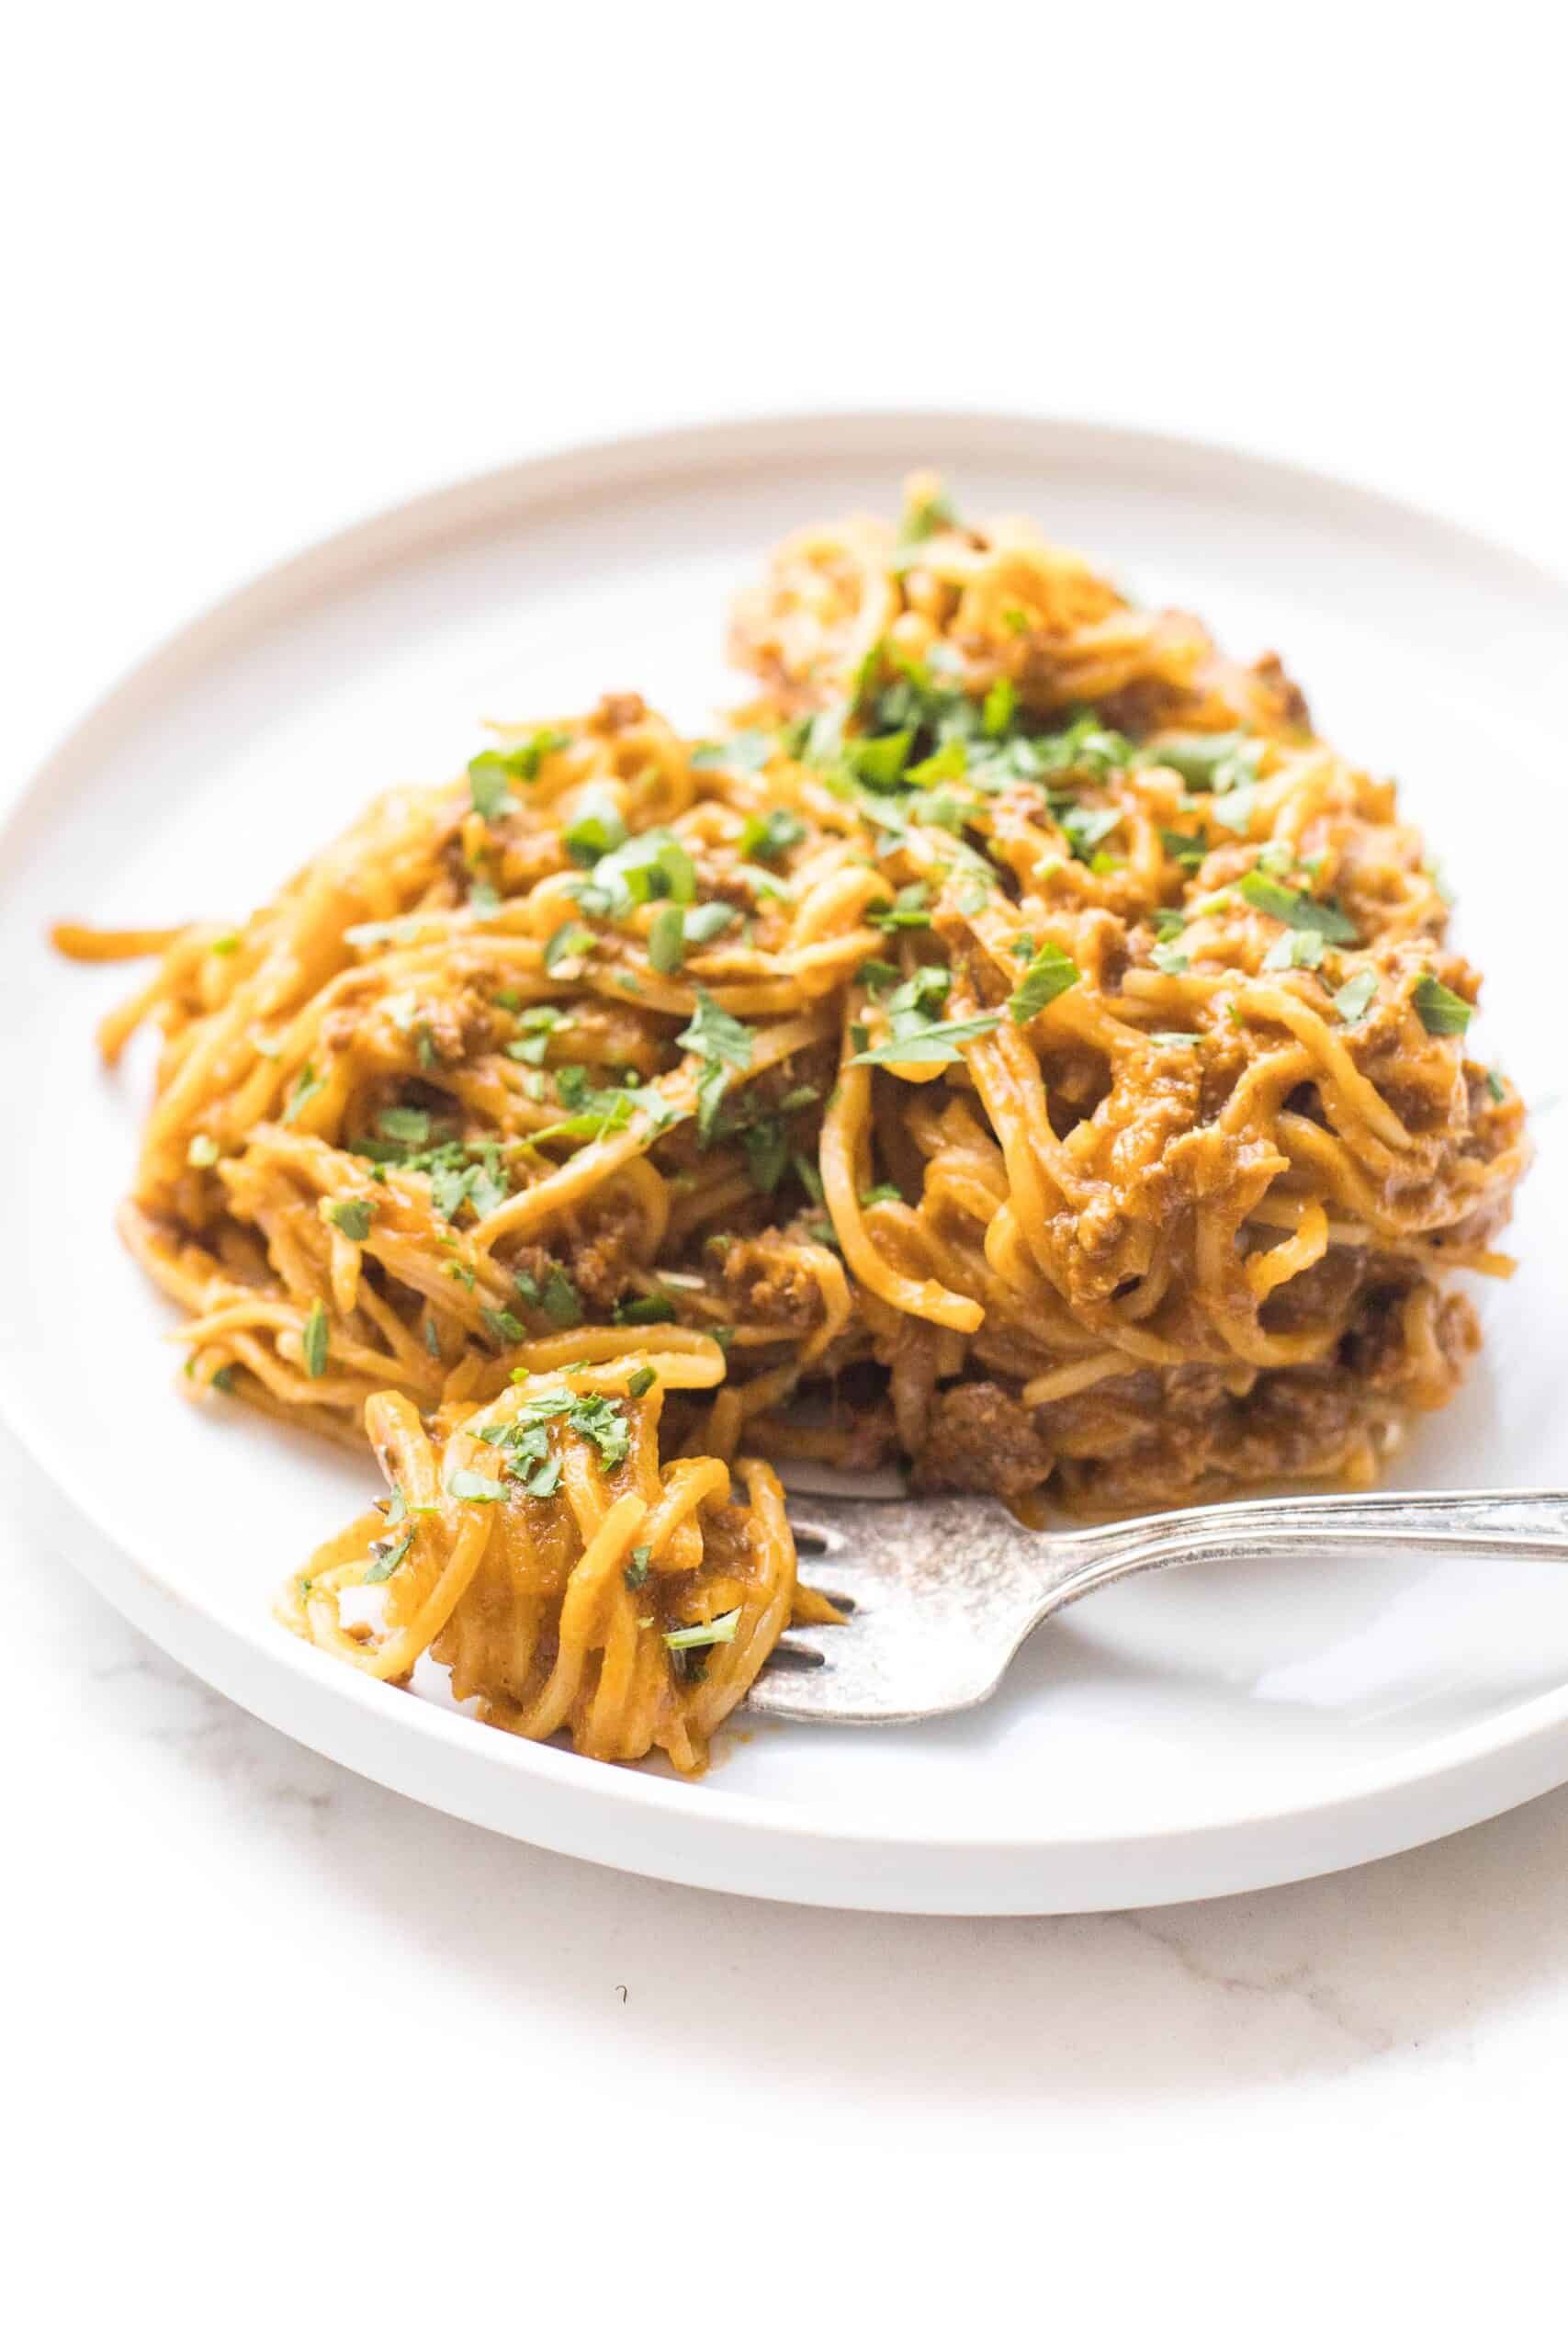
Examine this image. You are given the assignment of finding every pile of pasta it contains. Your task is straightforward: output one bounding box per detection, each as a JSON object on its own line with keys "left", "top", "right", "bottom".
{"left": 276, "top": 1345, "right": 811, "bottom": 1773}
{"left": 60, "top": 473, "right": 1529, "bottom": 1766}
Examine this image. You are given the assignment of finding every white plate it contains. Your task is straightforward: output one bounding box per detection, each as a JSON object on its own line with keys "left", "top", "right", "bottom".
{"left": 4, "top": 409, "right": 1566, "bottom": 1915}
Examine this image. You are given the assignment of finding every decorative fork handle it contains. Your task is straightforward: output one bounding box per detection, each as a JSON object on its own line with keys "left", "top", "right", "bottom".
{"left": 758, "top": 1487, "right": 1568, "bottom": 1728}
{"left": 1040, "top": 1488, "right": 1568, "bottom": 1622}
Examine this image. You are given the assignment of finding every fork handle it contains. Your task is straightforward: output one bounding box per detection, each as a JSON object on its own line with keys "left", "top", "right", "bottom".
{"left": 1043, "top": 1487, "right": 1568, "bottom": 1617}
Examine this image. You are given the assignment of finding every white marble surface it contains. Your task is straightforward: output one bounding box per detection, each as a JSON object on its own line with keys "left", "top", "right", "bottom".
{"left": 6, "top": 7, "right": 1567, "bottom": 2337}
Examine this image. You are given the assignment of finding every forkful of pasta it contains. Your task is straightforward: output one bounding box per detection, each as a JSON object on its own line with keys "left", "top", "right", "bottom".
{"left": 750, "top": 1484, "right": 1568, "bottom": 1724}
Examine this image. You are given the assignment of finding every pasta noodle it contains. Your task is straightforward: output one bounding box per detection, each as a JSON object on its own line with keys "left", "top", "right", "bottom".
{"left": 57, "top": 474, "right": 1529, "bottom": 1767}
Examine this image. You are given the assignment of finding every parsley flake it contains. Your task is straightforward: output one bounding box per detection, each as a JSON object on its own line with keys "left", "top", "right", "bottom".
{"left": 683, "top": 901, "right": 739, "bottom": 947}
{"left": 283, "top": 1063, "right": 326, "bottom": 1125}
{"left": 448, "top": 1467, "right": 510, "bottom": 1504}
{"left": 1009, "top": 943, "right": 1081, "bottom": 1023}
{"left": 691, "top": 730, "right": 773, "bottom": 775}
{"left": 739, "top": 807, "right": 807, "bottom": 861}
{"left": 301, "top": 1300, "right": 329, "bottom": 1379}
{"left": 562, "top": 786, "right": 627, "bottom": 867}
{"left": 1236, "top": 869, "right": 1358, "bottom": 944}
{"left": 327, "top": 1199, "right": 373, "bottom": 1241}
{"left": 648, "top": 901, "right": 686, "bottom": 974}
{"left": 664, "top": 1607, "right": 742, "bottom": 1652}
{"left": 1412, "top": 974, "right": 1472, "bottom": 1036}
{"left": 852, "top": 1011, "right": 1001, "bottom": 1068}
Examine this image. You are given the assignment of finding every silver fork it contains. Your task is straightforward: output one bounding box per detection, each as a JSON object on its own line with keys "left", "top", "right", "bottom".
{"left": 747, "top": 1487, "right": 1568, "bottom": 1725}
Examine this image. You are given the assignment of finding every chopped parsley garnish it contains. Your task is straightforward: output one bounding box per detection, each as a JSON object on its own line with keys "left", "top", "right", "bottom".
{"left": 870, "top": 881, "right": 931, "bottom": 931}
{"left": 852, "top": 1010, "right": 1001, "bottom": 1068}
{"left": 904, "top": 741, "right": 968, "bottom": 788}
{"left": 468, "top": 876, "right": 502, "bottom": 916}
{"left": 468, "top": 758, "right": 518, "bottom": 824}
{"left": 563, "top": 1392, "right": 632, "bottom": 1466}
{"left": 625, "top": 1545, "right": 652, "bottom": 1590}
{"left": 301, "top": 1300, "right": 329, "bottom": 1379}
{"left": 1236, "top": 869, "right": 1358, "bottom": 944}
{"left": 363, "top": 1530, "right": 414, "bottom": 1584}
{"left": 1261, "top": 927, "right": 1326, "bottom": 971}
{"left": 735, "top": 861, "right": 794, "bottom": 905}
{"left": 683, "top": 900, "right": 739, "bottom": 947}
{"left": 740, "top": 1114, "right": 789, "bottom": 1193}
{"left": 528, "top": 1072, "right": 675, "bottom": 1149}
{"left": 364, "top": 1523, "right": 413, "bottom": 1580}
{"left": 615, "top": 1292, "right": 676, "bottom": 1326}
{"left": 283, "top": 1063, "right": 325, "bottom": 1125}
{"left": 626, "top": 1365, "right": 658, "bottom": 1397}
{"left": 676, "top": 989, "right": 757, "bottom": 1140}
{"left": 865, "top": 963, "right": 950, "bottom": 1017}
{"left": 1161, "top": 831, "right": 1207, "bottom": 871}
{"left": 327, "top": 1199, "right": 373, "bottom": 1241}
{"left": 186, "top": 1134, "right": 220, "bottom": 1169}
{"left": 1146, "top": 731, "right": 1258, "bottom": 795}
{"left": 1412, "top": 974, "right": 1472, "bottom": 1036}
{"left": 540, "top": 1265, "right": 581, "bottom": 1325}
{"left": 505, "top": 1005, "right": 561, "bottom": 1065}
{"left": 344, "top": 916, "right": 423, "bottom": 949}
{"left": 895, "top": 486, "right": 957, "bottom": 550}
{"left": 428, "top": 1142, "right": 509, "bottom": 1222}
{"left": 482, "top": 1306, "right": 526, "bottom": 1349}
{"left": 573, "top": 827, "right": 696, "bottom": 920}
{"left": 385, "top": 1482, "right": 438, "bottom": 1526}
{"left": 562, "top": 786, "right": 627, "bottom": 866}
{"left": 1055, "top": 800, "right": 1122, "bottom": 864}
{"left": 860, "top": 1182, "right": 903, "bottom": 1207}
{"left": 691, "top": 730, "right": 773, "bottom": 775}
{"left": 468, "top": 730, "right": 570, "bottom": 797}
{"left": 1009, "top": 942, "right": 1081, "bottom": 1023}
{"left": 448, "top": 1467, "right": 510, "bottom": 1504}
{"left": 663, "top": 1607, "right": 742, "bottom": 1652}
{"left": 377, "top": 1104, "right": 432, "bottom": 1147}
{"left": 543, "top": 920, "right": 596, "bottom": 974}
{"left": 647, "top": 901, "right": 686, "bottom": 974}
{"left": 1147, "top": 1032, "right": 1204, "bottom": 1049}
{"left": 739, "top": 807, "right": 807, "bottom": 861}
{"left": 484, "top": 1386, "right": 634, "bottom": 1487}
{"left": 847, "top": 729, "right": 915, "bottom": 788}
{"left": 982, "top": 675, "right": 1017, "bottom": 737}
{"left": 1151, "top": 943, "right": 1190, "bottom": 975}
{"left": 1026, "top": 714, "right": 1134, "bottom": 781}
{"left": 1208, "top": 784, "right": 1258, "bottom": 833}
{"left": 1485, "top": 1068, "right": 1506, "bottom": 1104}
{"left": 210, "top": 933, "right": 240, "bottom": 956}
{"left": 513, "top": 1261, "right": 581, "bottom": 1325}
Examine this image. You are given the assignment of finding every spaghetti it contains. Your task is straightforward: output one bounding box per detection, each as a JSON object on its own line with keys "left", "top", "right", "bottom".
{"left": 58, "top": 475, "right": 1529, "bottom": 1768}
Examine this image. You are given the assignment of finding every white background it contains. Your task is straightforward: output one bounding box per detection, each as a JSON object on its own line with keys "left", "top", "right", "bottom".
{"left": 4, "top": 6, "right": 1566, "bottom": 2345}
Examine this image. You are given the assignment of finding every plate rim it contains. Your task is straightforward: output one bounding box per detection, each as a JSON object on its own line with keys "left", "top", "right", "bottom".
{"left": 6, "top": 403, "right": 1568, "bottom": 1912}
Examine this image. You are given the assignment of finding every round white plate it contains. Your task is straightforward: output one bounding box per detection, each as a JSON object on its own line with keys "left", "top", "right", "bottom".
{"left": 4, "top": 410, "right": 1566, "bottom": 1915}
